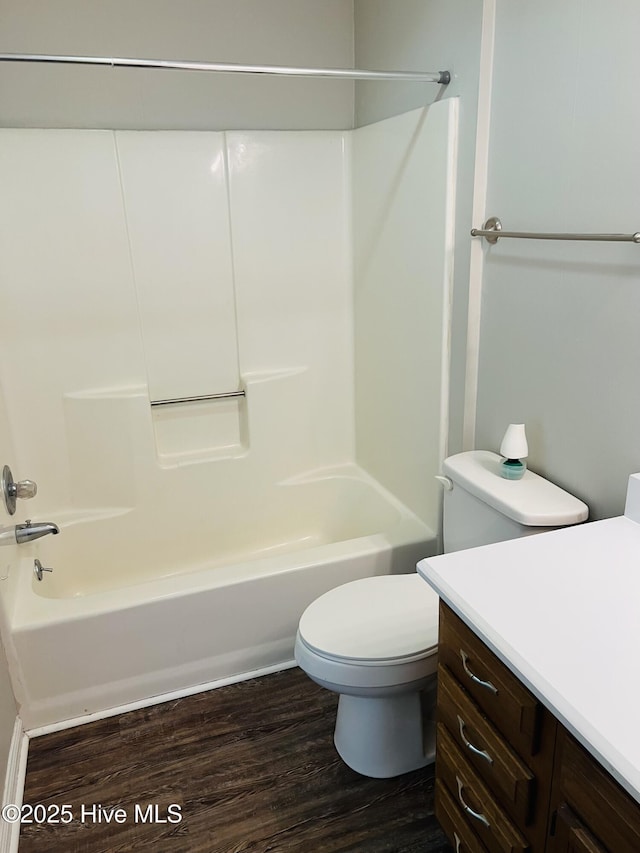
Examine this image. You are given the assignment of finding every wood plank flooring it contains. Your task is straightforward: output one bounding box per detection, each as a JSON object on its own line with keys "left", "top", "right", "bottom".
{"left": 19, "top": 667, "right": 452, "bottom": 852}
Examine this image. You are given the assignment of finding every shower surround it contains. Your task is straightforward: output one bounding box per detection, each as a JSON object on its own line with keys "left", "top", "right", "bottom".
{"left": 0, "top": 101, "right": 457, "bottom": 729}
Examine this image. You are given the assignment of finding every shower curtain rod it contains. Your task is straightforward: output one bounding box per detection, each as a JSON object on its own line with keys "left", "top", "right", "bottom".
{"left": 0, "top": 53, "right": 451, "bottom": 84}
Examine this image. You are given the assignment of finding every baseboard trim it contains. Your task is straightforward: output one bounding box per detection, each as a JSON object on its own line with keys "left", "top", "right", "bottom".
{"left": 1, "top": 717, "right": 29, "bottom": 853}
{"left": 27, "top": 659, "right": 297, "bottom": 738}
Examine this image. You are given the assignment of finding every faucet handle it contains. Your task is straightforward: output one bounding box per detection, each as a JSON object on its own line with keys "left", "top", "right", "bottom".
{"left": 14, "top": 480, "right": 37, "bottom": 500}
{"left": 33, "top": 559, "right": 53, "bottom": 582}
{"left": 2, "top": 465, "right": 38, "bottom": 515}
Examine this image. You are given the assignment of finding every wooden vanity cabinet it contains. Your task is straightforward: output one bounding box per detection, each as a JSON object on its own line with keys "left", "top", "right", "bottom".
{"left": 434, "top": 602, "right": 640, "bottom": 853}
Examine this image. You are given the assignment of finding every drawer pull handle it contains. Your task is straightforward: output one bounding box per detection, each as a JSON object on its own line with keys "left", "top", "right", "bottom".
{"left": 456, "top": 775, "right": 491, "bottom": 829}
{"left": 460, "top": 650, "right": 498, "bottom": 695}
{"left": 453, "top": 831, "right": 462, "bottom": 853}
{"left": 457, "top": 715, "right": 494, "bottom": 765}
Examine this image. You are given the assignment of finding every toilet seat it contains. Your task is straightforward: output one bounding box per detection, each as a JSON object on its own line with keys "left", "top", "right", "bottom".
{"left": 295, "top": 574, "right": 440, "bottom": 691}
{"left": 298, "top": 573, "right": 439, "bottom": 665}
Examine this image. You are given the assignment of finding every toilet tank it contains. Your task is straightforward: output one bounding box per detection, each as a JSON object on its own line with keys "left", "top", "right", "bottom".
{"left": 441, "top": 451, "right": 588, "bottom": 553}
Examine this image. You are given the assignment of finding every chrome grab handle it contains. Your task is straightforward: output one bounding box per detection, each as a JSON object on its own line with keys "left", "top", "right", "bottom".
{"left": 460, "top": 650, "right": 498, "bottom": 695}
{"left": 457, "top": 715, "right": 493, "bottom": 765}
{"left": 456, "top": 775, "right": 490, "bottom": 829}
{"left": 150, "top": 390, "right": 245, "bottom": 407}
{"left": 453, "top": 831, "right": 462, "bottom": 853}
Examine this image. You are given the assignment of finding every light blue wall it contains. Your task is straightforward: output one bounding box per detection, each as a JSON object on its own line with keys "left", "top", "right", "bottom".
{"left": 475, "top": 0, "right": 640, "bottom": 519}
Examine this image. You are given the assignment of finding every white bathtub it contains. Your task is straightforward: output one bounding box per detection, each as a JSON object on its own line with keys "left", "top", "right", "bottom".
{"left": 9, "top": 468, "right": 436, "bottom": 730}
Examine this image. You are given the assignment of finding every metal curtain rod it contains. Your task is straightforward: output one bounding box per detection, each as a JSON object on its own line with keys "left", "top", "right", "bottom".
{"left": 472, "top": 217, "right": 640, "bottom": 245}
{"left": 0, "top": 53, "right": 451, "bottom": 84}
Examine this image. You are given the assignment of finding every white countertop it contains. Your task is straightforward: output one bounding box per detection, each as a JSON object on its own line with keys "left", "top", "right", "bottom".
{"left": 418, "top": 480, "right": 640, "bottom": 804}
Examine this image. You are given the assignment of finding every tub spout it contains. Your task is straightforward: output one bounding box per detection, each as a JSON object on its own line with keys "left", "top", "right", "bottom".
{"left": 14, "top": 520, "right": 60, "bottom": 545}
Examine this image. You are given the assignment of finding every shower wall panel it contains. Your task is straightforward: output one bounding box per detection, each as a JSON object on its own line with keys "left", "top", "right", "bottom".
{"left": 0, "top": 129, "right": 146, "bottom": 512}
{"left": 115, "top": 132, "right": 240, "bottom": 403}
{"left": 352, "top": 101, "right": 458, "bottom": 528}
{"left": 0, "top": 128, "right": 353, "bottom": 514}
{"left": 227, "top": 131, "right": 353, "bottom": 468}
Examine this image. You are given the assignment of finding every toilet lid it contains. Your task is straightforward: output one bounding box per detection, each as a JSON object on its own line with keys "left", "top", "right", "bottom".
{"left": 298, "top": 574, "right": 439, "bottom": 664}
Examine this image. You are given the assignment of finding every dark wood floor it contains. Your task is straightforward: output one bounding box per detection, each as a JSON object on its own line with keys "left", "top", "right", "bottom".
{"left": 20, "top": 667, "right": 452, "bottom": 852}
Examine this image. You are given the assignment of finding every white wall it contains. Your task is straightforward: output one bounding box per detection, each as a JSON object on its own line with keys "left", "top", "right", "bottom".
{"left": 0, "top": 0, "right": 354, "bottom": 130}
{"left": 474, "top": 0, "right": 640, "bottom": 519}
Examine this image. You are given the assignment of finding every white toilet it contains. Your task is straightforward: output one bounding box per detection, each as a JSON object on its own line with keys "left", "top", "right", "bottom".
{"left": 294, "top": 450, "right": 588, "bottom": 778}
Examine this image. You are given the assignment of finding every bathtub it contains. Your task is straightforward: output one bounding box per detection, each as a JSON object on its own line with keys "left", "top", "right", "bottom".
{"left": 8, "top": 467, "right": 436, "bottom": 730}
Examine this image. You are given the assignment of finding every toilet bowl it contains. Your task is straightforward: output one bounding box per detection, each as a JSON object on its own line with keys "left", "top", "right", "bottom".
{"left": 294, "top": 573, "right": 440, "bottom": 778}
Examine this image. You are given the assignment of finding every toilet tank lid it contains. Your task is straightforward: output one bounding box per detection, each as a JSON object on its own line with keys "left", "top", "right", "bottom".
{"left": 442, "top": 451, "right": 589, "bottom": 527}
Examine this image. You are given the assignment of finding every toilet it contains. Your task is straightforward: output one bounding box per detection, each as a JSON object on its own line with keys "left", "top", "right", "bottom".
{"left": 294, "top": 450, "right": 588, "bottom": 778}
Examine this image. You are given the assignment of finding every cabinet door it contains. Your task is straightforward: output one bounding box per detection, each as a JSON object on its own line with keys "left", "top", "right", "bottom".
{"left": 556, "top": 734, "right": 640, "bottom": 853}
{"left": 552, "top": 804, "right": 608, "bottom": 853}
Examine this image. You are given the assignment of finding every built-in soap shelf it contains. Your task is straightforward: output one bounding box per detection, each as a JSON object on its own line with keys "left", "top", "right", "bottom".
{"left": 152, "top": 392, "right": 249, "bottom": 466}
{"left": 62, "top": 367, "right": 313, "bottom": 483}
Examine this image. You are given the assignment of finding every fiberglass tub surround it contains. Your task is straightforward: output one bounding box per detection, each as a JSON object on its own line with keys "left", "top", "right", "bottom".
{"left": 0, "top": 101, "right": 457, "bottom": 729}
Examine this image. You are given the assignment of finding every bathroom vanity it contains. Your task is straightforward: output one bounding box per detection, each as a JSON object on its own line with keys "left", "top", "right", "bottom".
{"left": 433, "top": 602, "right": 640, "bottom": 852}
{"left": 418, "top": 473, "right": 640, "bottom": 853}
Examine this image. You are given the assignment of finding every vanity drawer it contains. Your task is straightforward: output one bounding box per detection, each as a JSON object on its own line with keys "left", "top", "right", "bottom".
{"left": 437, "top": 722, "right": 531, "bottom": 853}
{"left": 436, "top": 778, "right": 490, "bottom": 853}
{"left": 555, "top": 732, "right": 640, "bottom": 853}
{"left": 438, "top": 664, "right": 535, "bottom": 825}
{"left": 439, "top": 603, "right": 541, "bottom": 757}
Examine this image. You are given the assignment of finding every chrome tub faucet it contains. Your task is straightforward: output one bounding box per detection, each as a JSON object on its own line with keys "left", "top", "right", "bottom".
{"left": 0, "top": 520, "right": 60, "bottom": 545}
{"left": 14, "top": 520, "right": 60, "bottom": 544}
